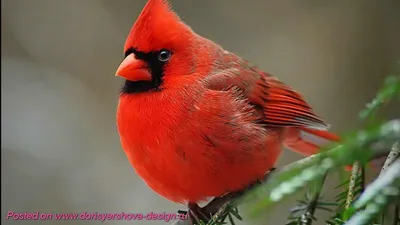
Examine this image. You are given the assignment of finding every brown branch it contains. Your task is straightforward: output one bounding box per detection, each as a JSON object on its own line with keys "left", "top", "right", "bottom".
{"left": 173, "top": 170, "right": 276, "bottom": 225}
{"left": 379, "top": 142, "right": 400, "bottom": 177}
{"left": 301, "top": 173, "right": 328, "bottom": 225}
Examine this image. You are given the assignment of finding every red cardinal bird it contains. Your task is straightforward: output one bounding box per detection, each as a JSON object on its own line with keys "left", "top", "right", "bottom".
{"left": 116, "top": 0, "right": 340, "bottom": 220}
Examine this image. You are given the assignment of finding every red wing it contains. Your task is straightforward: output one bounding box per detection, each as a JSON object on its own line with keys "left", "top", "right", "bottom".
{"left": 203, "top": 59, "right": 329, "bottom": 130}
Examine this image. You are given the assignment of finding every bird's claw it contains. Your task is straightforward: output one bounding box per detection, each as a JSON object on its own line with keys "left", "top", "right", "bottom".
{"left": 188, "top": 202, "right": 211, "bottom": 225}
{"left": 178, "top": 169, "right": 276, "bottom": 225}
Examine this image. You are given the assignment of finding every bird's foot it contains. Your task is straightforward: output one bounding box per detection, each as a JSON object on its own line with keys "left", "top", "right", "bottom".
{"left": 188, "top": 202, "right": 211, "bottom": 225}
{"left": 177, "top": 168, "right": 276, "bottom": 225}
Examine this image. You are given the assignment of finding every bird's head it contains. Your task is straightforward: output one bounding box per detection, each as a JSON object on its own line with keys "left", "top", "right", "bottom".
{"left": 116, "top": 0, "right": 201, "bottom": 94}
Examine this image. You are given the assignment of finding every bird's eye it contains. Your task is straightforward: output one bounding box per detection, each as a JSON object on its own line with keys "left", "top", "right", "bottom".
{"left": 157, "top": 50, "right": 171, "bottom": 62}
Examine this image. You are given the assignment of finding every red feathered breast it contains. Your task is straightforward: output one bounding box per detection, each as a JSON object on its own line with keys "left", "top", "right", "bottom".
{"left": 117, "top": 86, "right": 282, "bottom": 203}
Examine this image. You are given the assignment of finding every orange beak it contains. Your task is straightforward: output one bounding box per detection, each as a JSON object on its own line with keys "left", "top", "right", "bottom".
{"left": 115, "top": 54, "right": 152, "bottom": 81}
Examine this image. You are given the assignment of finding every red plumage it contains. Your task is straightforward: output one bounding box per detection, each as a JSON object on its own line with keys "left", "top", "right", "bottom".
{"left": 116, "top": 0, "right": 340, "bottom": 204}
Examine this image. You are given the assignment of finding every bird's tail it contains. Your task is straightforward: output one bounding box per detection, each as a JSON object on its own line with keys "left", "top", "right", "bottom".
{"left": 283, "top": 127, "right": 382, "bottom": 171}
{"left": 283, "top": 127, "right": 340, "bottom": 156}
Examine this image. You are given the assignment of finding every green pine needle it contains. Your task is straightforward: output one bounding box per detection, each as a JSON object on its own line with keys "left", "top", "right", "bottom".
{"left": 359, "top": 75, "right": 400, "bottom": 121}
{"left": 345, "top": 159, "right": 400, "bottom": 225}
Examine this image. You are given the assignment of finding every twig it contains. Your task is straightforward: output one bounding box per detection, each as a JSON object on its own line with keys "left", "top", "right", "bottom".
{"left": 345, "top": 161, "right": 362, "bottom": 210}
{"left": 360, "top": 166, "right": 365, "bottom": 193}
{"left": 380, "top": 143, "right": 399, "bottom": 225}
{"left": 379, "top": 142, "right": 400, "bottom": 177}
{"left": 393, "top": 204, "right": 399, "bottom": 225}
{"left": 301, "top": 173, "right": 327, "bottom": 225}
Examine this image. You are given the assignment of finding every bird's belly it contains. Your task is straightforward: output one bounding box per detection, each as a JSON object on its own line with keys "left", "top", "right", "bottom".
{"left": 117, "top": 91, "right": 283, "bottom": 203}
{"left": 120, "top": 119, "right": 282, "bottom": 204}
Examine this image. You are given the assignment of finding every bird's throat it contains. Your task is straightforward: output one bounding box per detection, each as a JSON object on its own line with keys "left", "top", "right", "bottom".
{"left": 121, "top": 79, "right": 162, "bottom": 94}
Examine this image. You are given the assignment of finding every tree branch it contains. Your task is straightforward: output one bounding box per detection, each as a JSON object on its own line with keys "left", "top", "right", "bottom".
{"left": 345, "top": 161, "right": 362, "bottom": 210}
{"left": 379, "top": 142, "right": 399, "bottom": 177}
{"left": 301, "top": 173, "right": 327, "bottom": 225}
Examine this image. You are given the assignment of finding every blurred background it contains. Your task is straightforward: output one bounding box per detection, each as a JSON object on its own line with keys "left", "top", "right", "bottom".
{"left": 1, "top": 0, "right": 399, "bottom": 224}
